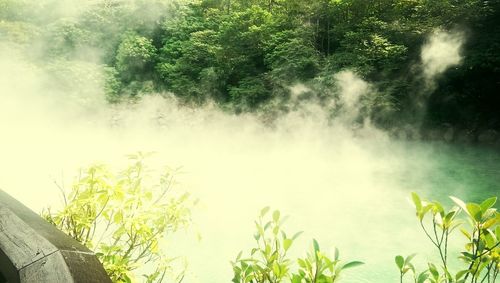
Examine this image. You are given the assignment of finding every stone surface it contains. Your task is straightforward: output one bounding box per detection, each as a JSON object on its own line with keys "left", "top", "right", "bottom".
{"left": 0, "top": 189, "right": 111, "bottom": 283}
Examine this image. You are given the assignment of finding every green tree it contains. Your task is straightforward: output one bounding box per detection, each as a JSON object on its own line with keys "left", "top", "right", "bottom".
{"left": 264, "top": 28, "right": 321, "bottom": 82}
{"left": 116, "top": 33, "right": 157, "bottom": 82}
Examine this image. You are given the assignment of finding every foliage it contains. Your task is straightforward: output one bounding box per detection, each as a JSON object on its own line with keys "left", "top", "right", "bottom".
{"left": 43, "top": 153, "right": 194, "bottom": 283}
{"left": 396, "top": 193, "right": 499, "bottom": 283}
{"left": 115, "top": 33, "right": 157, "bottom": 82}
{"left": 231, "top": 207, "right": 363, "bottom": 283}
{"left": 394, "top": 253, "right": 429, "bottom": 283}
{"left": 293, "top": 239, "right": 364, "bottom": 283}
{"left": 2, "top": 0, "right": 499, "bottom": 131}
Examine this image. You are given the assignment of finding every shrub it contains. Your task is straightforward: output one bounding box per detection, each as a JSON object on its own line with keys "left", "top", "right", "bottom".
{"left": 43, "top": 153, "right": 194, "bottom": 283}
{"left": 231, "top": 207, "right": 363, "bottom": 283}
{"left": 396, "top": 193, "right": 499, "bottom": 283}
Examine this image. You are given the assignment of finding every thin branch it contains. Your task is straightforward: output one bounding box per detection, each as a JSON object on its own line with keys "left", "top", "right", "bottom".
{"left": 420, "top": 220, "right": 439, "bottom": 247}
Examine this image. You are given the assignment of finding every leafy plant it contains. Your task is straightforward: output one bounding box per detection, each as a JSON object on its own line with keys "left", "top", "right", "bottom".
{"left": 43, "top": 153, "right": 195, "bottom": 283}
{"left": 231, "top": 207, "right": 363, "bottom": 283}
{"left": 395, "top": 254, "right": 429, "bottom": 283}
{"left": 231, "top": 207, "right": 298, "bottom": 283}
{"left": 293, "top": 239, "right": 364, "bottom": 283}
{"left": 397, "top": 193, "right": 499, "bottom": 283}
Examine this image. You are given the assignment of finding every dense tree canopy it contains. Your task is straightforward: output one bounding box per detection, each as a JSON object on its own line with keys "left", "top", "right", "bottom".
{"left": 1, "top": 0, "right": 499, "bottom": 137}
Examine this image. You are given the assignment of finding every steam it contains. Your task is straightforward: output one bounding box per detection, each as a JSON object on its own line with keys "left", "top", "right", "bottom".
{"left": 0, "top": 4, "right": 482, "bottom": 283}
{"left": 335, "top": 70, "right": 370, "bottom": 123}
{"left": 407, "top": 29, "right": 467, "bottom": 126}
{"left": 286, "top": 70, "right": 371, "bottom": 128}
{"left": 336, "top": 71, "right": 369, "bottom": 109}
{"left": 0, "top": 48, "right": 437, "bottom": 283}
{"left": 421, "top": 29, "right": 465, "bottom": 83}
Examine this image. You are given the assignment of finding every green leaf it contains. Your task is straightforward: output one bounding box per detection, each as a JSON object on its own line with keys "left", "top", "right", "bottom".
{"left": 264, "top": 221, "right": 272, "bottom": 230}
{"left": 272, "top": 262, "right": 280, "bottom": 276}
{"left": 255, "top": 222, "right": 264, "bottom": 236}
{"left": 483, "top": 217, "right": 497, "bottom": 229}
{"left": 342, "top": 261, "right": 364, "bottom": 269}
{"left": 443, "top": 211, "right": 456, "bottom": 225}
{"left": 420, "top": 204, "right": 433, "bottom": 220}
{"left": 432, "top": 202, "right": 444, "bottom": 216}
{"left": 272, "top": 210, "right": 280, "bottom": 222}
{"left": 466, "top": 203, "right": 482, "bottom": 221}
{"left": 284, "top": 239, "right": 293, "bottom": 251}
{"left": 395, "top": 255, "right": 404, "bottom": 270}
{"left": 461, "top": 252, "right": 474, "bottom": 260}
{"left": 460, "top": 228, "right": 471, "bottom": 240}
{"left": 428, "top": 263, "right": 439, "bottom": 278}
{"left": 260, "top": 206, "right": 270, "bottom": 217}
{"left": 281, "top": 231, "right": 287, "bottom": 240}
{"left": 292, "top": 231, "right": 303, "bottom": 240}
{"left": 405, "top": 253, "right": 416, "bottom": 264}
{"left": 455, "top": 270, "right": 468, "bottom": 281}
{"left": 313, "top": 239, "right": 320, "bottom": 253}
{"left": 482, "top": 207, "right": 497, "bottom": 219}
{"left": 412, "top": 192, "right": 422, "bottom": 212}
{"left": 298, "top": 258, "right": 307, "bottom": 269}
{"left": 254, "top": 233, "right": 260, "bottom": 241}
{"left": 444, "top": 268, "right": 452, "bottom": 280}
{"left": 265, "top": 243, "right": 271, "bottom": 256}
{"left": 113, "top": 226, "right": 126, "bottom": 239}
{"left": 273, "top": 225, "right": 279, "bottom": 235}
{"left": 450, "top": 196, "right": 467, "bottom": 212}
{"left": 480, "top": 197, "right": 497, "bottom": 212}
{"left": 417, "top": 272, "right": 429, "bottom": 283}
{"left": 484, "top": 229, "right": 497, "bottom": 247}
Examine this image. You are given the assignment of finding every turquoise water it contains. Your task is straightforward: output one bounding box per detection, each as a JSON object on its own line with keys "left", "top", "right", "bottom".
{"left": 395, "top": 141, "right": 499, "bottom": 203}
{"left": 349, "top": 141, "right": 500, "bottom": 282}
{"left": 168, "top": 139, "right": 500, "bottom": 283}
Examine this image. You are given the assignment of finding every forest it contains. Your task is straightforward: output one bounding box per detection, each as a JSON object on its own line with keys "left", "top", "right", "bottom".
{"left": 1, "top": 0, "right": 499, "bottom": 140}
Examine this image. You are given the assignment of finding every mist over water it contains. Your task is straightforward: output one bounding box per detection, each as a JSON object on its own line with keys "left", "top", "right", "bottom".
{"left": 0, "top": 8, "right": 497, "bottom": 283}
